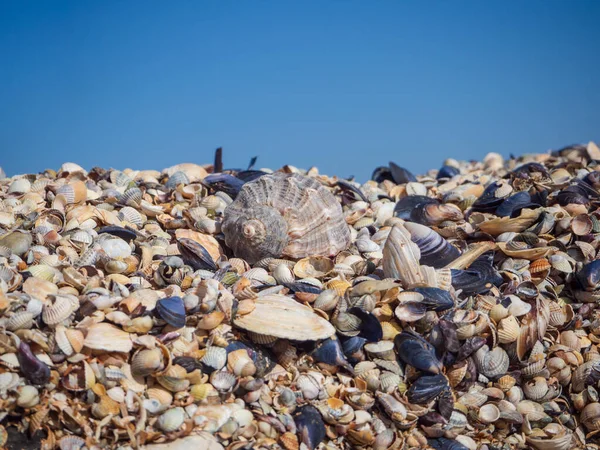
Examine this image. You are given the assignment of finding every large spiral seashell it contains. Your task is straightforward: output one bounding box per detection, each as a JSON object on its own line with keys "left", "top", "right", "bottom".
{"left": 222, "top": 173, "right": 351, "bottom": 264}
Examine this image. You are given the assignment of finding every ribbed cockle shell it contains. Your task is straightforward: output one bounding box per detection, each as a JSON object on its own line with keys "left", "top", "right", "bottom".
{"left": 222, "top": 173, "right": 351, "bottom": 264}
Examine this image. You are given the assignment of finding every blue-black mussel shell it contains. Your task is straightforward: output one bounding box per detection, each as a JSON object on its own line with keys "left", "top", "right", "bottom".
{"left": 155, "top": 296, "right": 186, "bottom": 328}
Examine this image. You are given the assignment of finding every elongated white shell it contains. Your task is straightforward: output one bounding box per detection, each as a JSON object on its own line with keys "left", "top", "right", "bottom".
{"left": 223, "top": 173, "right": 351, "bottom": 264}
{"left": 233, "top": 294, "right": 335, "bottom": 340}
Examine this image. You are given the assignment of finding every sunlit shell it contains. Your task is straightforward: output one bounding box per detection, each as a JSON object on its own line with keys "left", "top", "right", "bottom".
{"left": 42, "top": 295, "right": 78, "bottom": 325}
{"left": 83, "top": 323, "right": 133, "bottom": 353}
{"left": 6, "top": 311, "right": 34, "bottom": 331}
{"left": 497, "top": 315, "right": 520, "bottom": 344}
{"left": 222, "top": 173, "right": 351, "bottom": 264}
{"left": 478, "top": 404, "right": 500, "bottom": 423}
{"left": 201, "top": 346, "right": 227, "bottom": 371}
{"left": 132, "top": 347, "right": 165, "bottom": 377}
{"left": 157, "top": 407, "right": 186, "bottom": 432}
{"left": 227, "top": 349, "right": 257, "bottom": 377}
{"left": 233, "top": 294, "right": 335, "bottom": 340}
{"left": 293, "top": 256, "right": 334, "bottom": 279}
{"left": 474, "top": 345, "right": 509, "bottom": 379}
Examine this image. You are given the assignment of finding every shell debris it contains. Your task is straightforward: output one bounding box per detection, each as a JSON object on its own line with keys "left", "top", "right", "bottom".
{"left": 0, "top": 144, "right": 600, "bottom": 449}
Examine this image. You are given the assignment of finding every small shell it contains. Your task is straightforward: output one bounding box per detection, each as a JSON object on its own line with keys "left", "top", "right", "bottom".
{"left": 17, "top": 385, "right": 40, "bottom": 408}
{"left": 571, "top": 214, "right": 593, "bottom": 235}
{"left": 56, "top": 181, "right": 87, "bottom": 204}
{"left": 478, "top": 404, "right": 500, "bottom": 423}
{"left": 227, "top": 349, "right": 257, "bottom": 377}
{"left": 157, "top": 407, "right": 186, "bottom": 432}
{"left": 313, "top": 289, "right": 339, "bottom": 312}
{"left": 294, "top": 256, "right": 335, "bottom": 279}
{"left": 6, "top": 311, "right": 34, "bottom": 331}
{"left": 190, "top": 383, "right": 216, "bottom": 401}
{"left": 148, "top": 388, "right": 174, "bottom": 407}
{"left": 364, "top": 340, "right": 395, "bottom": 360}
{"left": 58, "top": 435, "right": 87, "bottom": 450}
{"left": 273, "top": 263, "right": 295, "bottom": 284}
{"left": 42, "top": 295, "right": 78, "bottom": 325}
{"left": 497, "top": 315, "right": 520, "bottom": 344}
{"left": 132, "top": 347, "right": 165, "bottom": 377}
{"left": 474, "top": 345, "right": 509, "bottom": 379}
{"left": 210, "top": 370, "right": 237, "bottom": 393}
{"left": 201, "top": 346, "right": 227, "bottom": 371}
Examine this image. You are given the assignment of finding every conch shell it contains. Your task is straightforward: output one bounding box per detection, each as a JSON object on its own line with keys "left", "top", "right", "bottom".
{"left": 222, "top": 173, "right": 351, "bottom": 264}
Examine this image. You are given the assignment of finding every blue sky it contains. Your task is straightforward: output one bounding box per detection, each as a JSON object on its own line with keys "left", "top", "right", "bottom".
{"left": 1, "top": 1, "right": 599, "bottom": 181}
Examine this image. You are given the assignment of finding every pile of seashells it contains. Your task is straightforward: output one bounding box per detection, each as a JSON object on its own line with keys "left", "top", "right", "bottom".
{"left": 2, "top": 143, "right": 600, "bottom": 449}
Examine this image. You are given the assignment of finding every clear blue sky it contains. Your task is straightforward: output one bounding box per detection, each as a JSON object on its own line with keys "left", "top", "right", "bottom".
{"left": 1, "top": 1, "right": 599, "bottom": 181}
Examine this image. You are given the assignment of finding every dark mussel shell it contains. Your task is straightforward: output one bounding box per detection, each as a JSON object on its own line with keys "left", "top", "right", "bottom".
{"left": 471, "top": 181, "right": 507, "bottom": 213}
{"left": 394, "top": 331, "right": 443, "bottom": 374}
{"left": 437, "top": 165, "right": 460, "bottom": 180}
{"left": 202, "top": 173, "right": 246, "bottom": 198}
{"left": 572, "top": 177, "right": 600, "bottom": 198}
{"left": 411, "top": 287, "right": 454, "bottom": 312}
{"left": 530, "top": 189, "right": 548, "bottom": 206}
{"left": 456, "top": 336, "right": 487, "bottom": 362}
{"left": 428, "top": 437, "right": 470, "bottom": 450}
{"left": 509, "top": 202, "right": 542, "bottom": 219}
{"left": 573, "top": 260, "right": 600, "bottom": 291}
{"left": 372, "top": 166, "right": 395, "bottom": 183}
{"left": 511, "top": 162, "right": 550, "bottom": 179}
{"left": 310, "top": 337, "right": 354, "bottom": 373}
{"left": 437, "top": 388, "right": 455, "bottom": 419}
{"left": 347, "top": 307, "right": 383, "bottom": 342}
{"left": 407, "top": 373, "right": 449, "bottom": 404}
{"left": 337, "top": 179, "right": 368, "bottom": 203}
{"left": 155, "top": 296, "right": 186, "bottom": 329}
{"left": 403, "top": 222, "right": 460, "bottom": 268}
{"left": 283, "top": 282, "right": 322, "bottom": 294}
{"left": 556, "top": 186, "right": 591, "bottom": 208}
{"left": 176, "top": 238, "right": 218, "bottom": 271}
{"left": 294, "top": 405, "right": 326, "bottom": 450}
{"left": 235, "top": 170, "right": 268, "bottom": 183}
{"left": 213, "top": 147, "right": 223, "bottom": 173}
{"left": 495, "top": 191, "right": 532, "bottom": 217}
{"left": 389, "top": 162, "right": 417, "bottom": 184}
{"left": 420, "top": 411, "right": 448, "bottom": 427}
{"left": 341, "top": 336, "right": 367, "bottom": 364}
{"left": 451, "top": 252, "right": 502, "bottom": 295}
{"left": 438, "top": 319, "right": 460, "bottom": 353}
{"left": 17, "top": 341, "right": 50, "bottom": 385}
{"left": 584, "top": 171, "right": 600, "bottom": 188}
{"left": 226, "top": 341, "right": 276, "bottom": 378}
{"left": 97, "top": 225, "right": 138, "bottom": 242}
{"left": 172, "top": 356, "right": 203, "bottom": 373}
{"left": 393, "top": 195, "right": 439, "bottom": 221}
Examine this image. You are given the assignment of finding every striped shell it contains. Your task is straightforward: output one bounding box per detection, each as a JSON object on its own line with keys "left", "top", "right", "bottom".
{"left": 42, "top": 295, "right": 78, "bottom": 325}
{"left": 222, "top": 173, "right": 351, "bottom": 264}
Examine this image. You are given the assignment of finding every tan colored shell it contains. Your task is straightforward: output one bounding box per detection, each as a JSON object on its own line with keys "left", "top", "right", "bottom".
{"left": 42, "top": 295, "right": 78, "bottom": 325}
{"left": 382, "top": 223, "right": 425, "bottom": 287}
{"left": 83, "top": 323, "right": 134, "bottom": 353}
{"left": 222, "top": 173, "right": 351, "bottom": 264}
{"left": 233, "top": 294, "right": 335, "bottom": 340}
{"left": 293, "top": 256, "right": 334, "bottom": 279}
